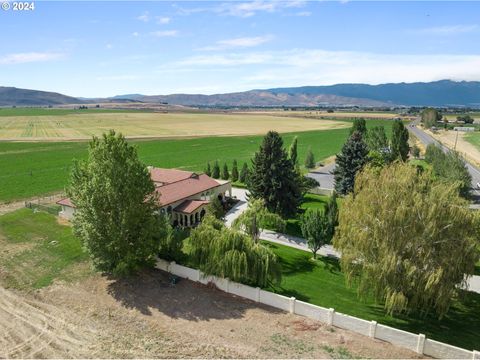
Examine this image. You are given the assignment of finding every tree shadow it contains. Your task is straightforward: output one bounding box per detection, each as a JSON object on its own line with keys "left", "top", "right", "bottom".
{"left": 317, "top": 255, "right": 341, "bottom": 274}
{"left": 106, "top": 268, "right": 282, "bottom": 321}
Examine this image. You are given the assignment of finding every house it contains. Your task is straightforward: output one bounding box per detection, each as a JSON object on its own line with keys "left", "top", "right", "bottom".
{"left": 57, "top": 167, "right": 232, "bottom": 227}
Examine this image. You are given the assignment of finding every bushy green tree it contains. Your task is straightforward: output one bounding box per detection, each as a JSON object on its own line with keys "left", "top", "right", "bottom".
{"left": 421, "top": 108, "right": 442, "bottom": 128}
{"left": 289, "top": 136, "right": 298, "bottom": 167}
{"left": 301, "top": 208, "right": 330, "bottom": 259}
{"left": 68, "top": 130, "right": 161, "bottom": 275}
{"left": 232, "top": 198, "right": 285, "bottom": 243}
{"left": 411, "top": 144, "right": 420, "bottom": 159}
{"left": 157, "top": 213, "right": 184, "bottom": 262}
{"left": 334, "top": 132, "right": 369, "bottom": 195}
{"left": 457, "top": 114, "right": 474, "bottom": 124}
{"left": 325, "top": 191, "right": 339, "bottom": 237}
{"left": 333, "top": 163, "right": 480, "bottom": 318}
{"left": 190, "top": 215, "right": 281, "bottom": 287}
{"left": 425, "top": 144, "right": 472, "bottom": 198}
{"left": 390, "top": 120, "right": 409, "bottom": 161}
{"left": 248, "top": 131, "right": 301, "bottom": 218}
{"left": 231, "top": 159, "right": 239, "bottom": 182}
{"left": 221, "top": 162, "right": 230, "bottom": 180}
{"left": 304, "top": 147, "right": 315, "bottom": 169}
{"left": 239, "top": 162, "right": 249, "bottom": 183}
{"left": 207, "top": 196, "right": 225, "bottom": 220}
{"left": 350, "top": 118, "right": 367, "bottom": 136}
{"left": 212, "top": 160, "right": 220, "bottom": 179}
{"left": 366, "top": 126, "right": 388, "bottom": 152}
{"left": 205, "top": 162, "right": 211, "bottom": 177}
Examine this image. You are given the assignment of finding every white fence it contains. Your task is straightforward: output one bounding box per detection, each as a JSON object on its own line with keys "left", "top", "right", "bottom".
{"left": 156, "top": 258, "right": 480, "bottom": 359}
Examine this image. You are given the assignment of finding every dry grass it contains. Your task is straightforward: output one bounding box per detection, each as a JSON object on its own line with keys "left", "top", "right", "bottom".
{"left": 0, "top": 270, "right": 422, "bottom": 359}
{"left": 0, "top": 112, "right": 349, "bottom": 141}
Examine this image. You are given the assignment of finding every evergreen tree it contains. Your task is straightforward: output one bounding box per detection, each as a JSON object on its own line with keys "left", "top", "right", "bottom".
{"left": 334, "top": 132, "right": 369, "bottom": 195}
{"left": 212, "top": 160, "right": 220, "bottom": 179}
{"left": 205, "top": 162, "right": 211, "bottom": 177}
{"left": 350, "top": 118, "right": 367, "bottom": 136}
{"left": 248, "top": 131, "right": 301, "bottom": 218}
{"left": 366, "top": 126, "right": 388, "bottom": 152}
{"left": 304, "top": 147, "right": 315, "bottom": 169}
{"left": 231, "top": 159, "right": 239, "bottom": 182}
{"left": 289, "top": 136, "right": 298, "bottom": 167}
{"left": 239, "top": 162, "right": 249, "bottom": 183}
{"left": 391, "top": 120, "right": 409, "bottom": 162}
{"left": 68, "top": 130, "right": 161, "bottom": 275}
{"left": 221, "top": 162, "right": 229, "bottom": 180}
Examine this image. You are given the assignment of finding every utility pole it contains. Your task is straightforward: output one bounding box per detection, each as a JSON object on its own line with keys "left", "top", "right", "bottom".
{"left": 454, "top": 130, "right": 459, "bottom": 151}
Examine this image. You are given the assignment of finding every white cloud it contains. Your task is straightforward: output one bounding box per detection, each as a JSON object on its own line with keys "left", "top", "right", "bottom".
{"left": 177, "top": 1, "right": 306, "bottom": 18}
{"left": 295, "top": 11, "right": 311, "bottom": 17}
{"left": 156, "top": 16, "right": 171, "bottom": 24}
{"left": 136, "top": 11, "right": 150, "bottom": 22}
{"left": 165, "top": 48, "right": 480, "bottom": 89}
{"left": 132, "top": 32, "right": 139, "bottom": 37}
{"left": 198, "top": 35, "right": 274, "bottom": 51}
{"left": 150, "top": 30, "right": 178, "bottom": 37}
{"left": 105, "top": 44, "right": 113, "bottom": 50}
{"left": 414, "top": 24, "right": 478, "bottom": 35}
{"left": 0, "top": 52, "right": 65, "bottom": 65}
{"left": 96, "top": 75, "right": 141, "bottom": 81}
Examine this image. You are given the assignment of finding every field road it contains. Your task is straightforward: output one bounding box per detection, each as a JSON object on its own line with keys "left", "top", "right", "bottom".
{"left": 408, "top": 123, "right": 480, "bottom": 196}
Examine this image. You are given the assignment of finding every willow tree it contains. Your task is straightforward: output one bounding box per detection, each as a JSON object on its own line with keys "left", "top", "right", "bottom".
{"left": 68, "top": 130, "right": 161, "bottom": 275}
{"left": 333, "top": 163, "right": 480, "bottom": 318}
{"left": 190, "top": 215, "right": 281, "bottom": 287}
{"left": 232, "top": 198, "right": 285, "bottom": 243}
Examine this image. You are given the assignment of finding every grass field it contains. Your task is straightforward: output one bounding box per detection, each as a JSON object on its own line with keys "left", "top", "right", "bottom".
{"left": 0, "top": 112, "right": 349, "bottom": 140}
{"left": 264, "top": 241, "right": 480, "bottom": 351}
{"left": 283, "top": 194, "right": 331, "bottom": 237}
{"left": 0, "top": 119, "right": 395, "bottom": 202}
{"left": 0, "top": 209, "right": 91, "bottom": 289}
{"left": 0, "top": 107, "right": 152, "bottom": 117}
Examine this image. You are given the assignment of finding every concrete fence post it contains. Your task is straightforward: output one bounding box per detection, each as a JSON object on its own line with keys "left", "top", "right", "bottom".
{"left": 225, "top": 278, "right": 230, "bottom": 293}
{"left": 416, "top": 334, "right": 426, "bottom": 354}
{"left": 473, "top": 350, "right": 480, "bottom": 360}
{"left": 289, "top": 297, "right": 296, "bottom": 314}
{"left": 327, "top": 308, "right": 335, "bottom": 326}
{"left": 255, "top": 287, "right": 260, "bottom": 302}
{"left": 169, "top": 261, "right": 175, "bottom": 273}
{"left": 368, "top": 320, "right": 377, "bottom": 338}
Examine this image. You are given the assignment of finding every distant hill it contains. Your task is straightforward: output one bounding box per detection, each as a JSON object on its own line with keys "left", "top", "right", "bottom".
{"left": 135, "top": 91, "right": 389, "bottom": 107}
{"left": 0, "top": 87, "right": 84, "bottom": 106}
{"left": 2, "top": 80, "right": 480, "bottom": 107}
{"left": 266, "top": 80, "right": 480, "bottom": 107}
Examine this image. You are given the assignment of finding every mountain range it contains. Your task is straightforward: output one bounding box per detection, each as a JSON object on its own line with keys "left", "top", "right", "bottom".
{"left": 1, "top": 80, "right": 480, "bottom": 108}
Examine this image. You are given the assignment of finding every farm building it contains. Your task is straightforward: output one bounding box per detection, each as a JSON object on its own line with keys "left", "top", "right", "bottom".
{"left": 57, "top": 167, "right": 232, "bottom": 227}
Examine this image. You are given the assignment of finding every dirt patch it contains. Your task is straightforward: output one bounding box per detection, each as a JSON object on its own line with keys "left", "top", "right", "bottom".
{"left": 426, "top": 129, "right": 480, "bottom": 167}
{"left": 1, "top": 269, "right": 423, "bottom": 358}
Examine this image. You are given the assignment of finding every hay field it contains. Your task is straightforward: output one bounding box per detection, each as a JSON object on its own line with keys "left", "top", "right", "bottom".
{"left": 0, "top": 112, "right": 349, "bottom": 141}
{"left": 240, "top": 110, "right": 414, "bottom": 120}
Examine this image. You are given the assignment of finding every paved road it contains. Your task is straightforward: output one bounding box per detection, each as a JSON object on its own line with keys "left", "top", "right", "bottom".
{"left": 307, "top": 162, "right": 335, "bottom": 190}
{"left": 408, "top": 124, "right": 480, "bottom": 194}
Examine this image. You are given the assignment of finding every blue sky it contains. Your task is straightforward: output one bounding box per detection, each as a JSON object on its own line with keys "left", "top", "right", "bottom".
{"left": 1, "top": 1, "right": 480, "bottom": 97}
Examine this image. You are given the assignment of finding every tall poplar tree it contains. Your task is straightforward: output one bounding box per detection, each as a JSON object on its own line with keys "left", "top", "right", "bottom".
{"left": 231, "top": 159, "right": 239, "bottom": 182}
{"left": 289, "top": 136, "right": 298, "bottom": 167}
{"left": 248, "top": 131, "right": 301, "bottom": 218}
{"left": 390, "top": 120, "right": 409, "bottom": 162}
{"left": 68, "top": 130, "right": 161, "bottom": 275}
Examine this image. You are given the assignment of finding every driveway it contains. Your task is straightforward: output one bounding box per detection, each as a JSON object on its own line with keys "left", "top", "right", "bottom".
{"left": 307, "top": 162, "right": 335, "bottom": 190}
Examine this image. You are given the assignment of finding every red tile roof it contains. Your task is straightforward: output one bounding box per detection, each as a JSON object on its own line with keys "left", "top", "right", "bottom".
{"left": 57, "top": 198, "right": 74, "bottom": 207}
{"left": 149, "top": 168, "right": 195, "bottom": 184}
{"left": 156, "top": 173, "right": 221, "bottom": 206}
{"left": 174, "top": 200, "right": 210, "bottom": 214}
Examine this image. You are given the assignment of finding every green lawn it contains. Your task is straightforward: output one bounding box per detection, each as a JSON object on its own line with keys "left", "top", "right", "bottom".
{"left": 263, "top": 241, "right": 480, "bottom": 351}
{"left": 464, "top": 131, "right": 480, "bottom": 151}
{"left": 0, "top": 208, "right": 91, "bottom": 289}
{"left": 284, "top": 194, "right": 331, "bottom": 237}
{"left": 0, "top": 118, "right": 396, "bottom": 203}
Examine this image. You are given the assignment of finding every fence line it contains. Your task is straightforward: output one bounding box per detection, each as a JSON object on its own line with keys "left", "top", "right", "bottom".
{"left": 156, "top": 258, "right": 480, "bottom": 360}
